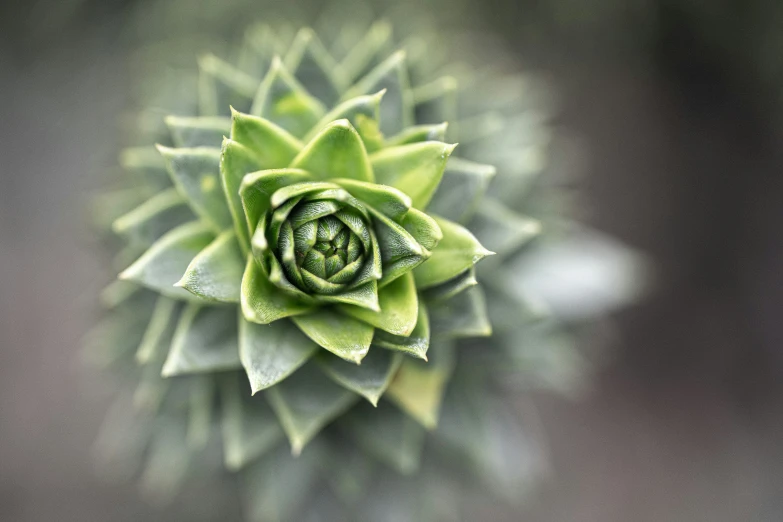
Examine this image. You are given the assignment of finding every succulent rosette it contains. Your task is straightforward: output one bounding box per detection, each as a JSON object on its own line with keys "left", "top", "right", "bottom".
{"left": 137, "top": 80, "right": 484, "bottom": 362}
{"left": 86, "top": 7, "right": 642, "bottom": 521}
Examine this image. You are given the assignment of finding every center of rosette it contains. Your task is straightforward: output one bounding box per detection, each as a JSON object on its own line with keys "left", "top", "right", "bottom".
{"left": 269, "top": 196, "right": 371, "bottom": 296}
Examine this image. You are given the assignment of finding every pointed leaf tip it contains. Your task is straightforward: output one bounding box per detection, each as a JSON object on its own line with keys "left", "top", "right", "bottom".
{"left": 343, "top": 48, "right": 414, "bottom": 136}
{"left": 162, "top": 304, "right": 241, "bottom": 377}
{"left": 414, "top": 216, "right": 493, "bottom": 289}
{"left": 291, "top": 119, "right": 373, "bottom": 183}
{"left": 291, "top": 309, "right": 373, "bottom": 364}
{"left": 338, "top": 272, "right": 418, "bottom": 337}
{"left": 157, "top": 145, "right": 232, "bottom": 230}
{"left": 177, "top": 231, "right": 244, "bottom": 302}
{"left": 318, "top": 349, "right": 402, "bottom": 406}
{"left": 371, "top": 141, "right": 456, "bottom": 209}
{"left": 240, "top": 318, "right": 317, "bottom": 394}
{"left": 265, "top": 364, "right": 358, "bottom": 453}
{"left": 118, "top": 221, "right": 215, "bottom": 300}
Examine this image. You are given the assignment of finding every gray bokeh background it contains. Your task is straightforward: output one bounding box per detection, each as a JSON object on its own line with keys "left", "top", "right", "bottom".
{"left": 2, "top": 1, "right": 782, "bottom": 520}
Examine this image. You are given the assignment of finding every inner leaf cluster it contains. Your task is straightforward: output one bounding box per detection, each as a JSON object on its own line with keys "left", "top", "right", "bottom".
{"left": 272, "top": 197, "right": 370, "bottom": 295}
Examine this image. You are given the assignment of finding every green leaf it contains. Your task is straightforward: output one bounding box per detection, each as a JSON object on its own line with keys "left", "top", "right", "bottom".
{"left": 283, "top": 28, "right": 341, "bottom": 106}
{"left": 411, "top": 76, "right": 458, "bottom": 129}
{"left": 186, "top": 376, "right": 213, "bottom": 449}
{"left": 292, "top": 309, "right": 374, "bottom": 364}
{"left": 401, "top": 207, "right": 442, "bottom": 251}
{"left": 198, "top": 53, "right": 257, "bottom": 116}
{"left": 336, "top": 20, "right": 393, "bottom": 84}
{"left": 332, "top": 178, "right": 410, "bottom": 222}
{"left": 120, "top": 221, "right": 215, "bottom": 300}
{"left": 230, "top": 109, "right": 302, "bottom": 167}
{"left": 165, "top": 116, "right": 231, "bottom": 148}
{"left": 386, "top": 122, "right": 449, "bottom": 146}
{"left": 290, "top": 119, "right": 373, "bottom": 183}
{"left": 343, "top": 50, "right": 413, "bottom": 136}
{"left": 135, "top": 295, "right": 178, "bottom": 364}
{"left": 239, "top": 316, "right": 318, "bottom": 393}
{"left": 269, "top": 181, "right": 339, "bottom": 209}
{"left": 242, "top": 445, "right": 323, "bottom": 521}
{"left": 266, "top": 250, "right": 317, "bottom": 301}
{"left": 426, "top": 157, "right": 496, "bottom": 224}
{"left": 134, "top": 358, "right": 170, "bottom": 416}
{"left": 304, "top": 91, "right": 384, "bottom": 144}
{"left": 177, "top": 230, "right": 245, "bottom": 302}
{"left": 99, "top": 279, "right": 140, "bottom": 309}
{"left": 368, "top": 207, "right": 428, "bottom": 286}
{"left": 311, "top": 280, "right": 380, "bottom": 312}
{"left": 333, "top": 208, "right": 373, "bottom": 251}
{"left": 251, "top": 56, "right": 326, "bottom": 139}
{"left": 413, "top": 215, "right": 493, "bottom": 289}
{"left": 237, "top": 24, "right": 279, "bottom": 78}
{"left": 118, "top": 146, "right": 169, "bottom": 190}
{"left": 422, "top": 267, "right": 477, "bottom": 303}
{"left": 220, "top": 138, "right": 264, "bottom": 252}
{"left": 338, "top": 272, "right": 418, "bottom": 336}
{"left": 497, "top": 320, "right": 586, "bottom": 395}
{"left": 374, "top": 300, "right": 430, "bottom": 361}
{"left": 317, "top": 348, "right": 402, "bottom": 406}
{"left": 157, "top": 146, "right": 233, "bottom": 231}
{"left": 120, "top": 145, "right": 166, "bottom": 171}
{"left": 437, "top": 387, "right": 545, "bottom": 504}
{"left": 344, "top": 224, "right": 383, "bottom": 289}
{"left": 343, "top": 402, "right": 425, "bottom": 475}
{"left": 112, "top": 188, "right": 195, "bottom": 248}
{"left": 265, "top": 363, "right": 358, "bottom": 454}
{"left": 370, "top": 142, "right": 456, "bottom": 209}
{"left": 133, "top": 300, "right": 178, "bottom": 413}
{"left": 93, "top": 397, "right": 151, "bottom": 483}
{"left": 91, "top": 187, "right": 148, "bottom": 232}
{"left": 82, "top": 298, "right": 153, "bottom": 368}
{"left": 241, "top": 256, "right": 314, "bottom": 324}
{"left": 353, "top": 112, "right": 385, "bottom": 154}
{"left": 112, "top": 244, "right": 145, "bottom": 276}
{"left": 239, "top": 168, "right": 312, "bottom": 238}
{"left": 162, "top": 303, "right": 241, "bottom": 376}
{"left": 428, "top": 285, "right": 492, "bottom": 338}
{"left": 386, "top": 340, "right": 455, "bottom": 429}
{"left": 318, "top": 442, "right": 374, "bottom": 506}
{"left": 219, "top": 374, "right": 284, "bottom": 471}
{"left": 468, "top": 200, "right": 541, "bottom": 259}
{"left": 138, "top": 421, "right": 189, "bottom": 506}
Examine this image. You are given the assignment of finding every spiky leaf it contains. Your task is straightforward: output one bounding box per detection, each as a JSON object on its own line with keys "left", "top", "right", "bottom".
{"left": 413, "top": 216, "right": 493, "bottom": 289}
{"left": 120, "top": 221, "right": 215, "bottom": 300}
{"left": 266, "top": 364, "right": 358, "bottom": 455}
{"left": 162, "top": 304, "right": 241, "bottom": 376}
{"left": 239, "top": 317, "right": 318, "bottom": 393}
{"left": 317, "top": 349, "right": 402, "bottom": 406}
{"left": 177, "top": 231, "right": 245, "bottom": 303}
{"left": 370, "top": 142, "right": 456, "bottom": 209}
{"left": 220, "top": 375, "right": 284, "bottom": 470}
{"left": 292, "top": 309, "right": 374, "bottom": 364}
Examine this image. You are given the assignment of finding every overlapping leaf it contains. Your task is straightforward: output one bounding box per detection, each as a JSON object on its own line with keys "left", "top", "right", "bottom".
{"left": 92, "top": 22, "right": 569, "bottom": 518}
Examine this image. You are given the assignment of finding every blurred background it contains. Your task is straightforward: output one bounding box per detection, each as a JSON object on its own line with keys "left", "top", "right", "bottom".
{"left": 1, "top": 0, "right": 782, "bottom": 520}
